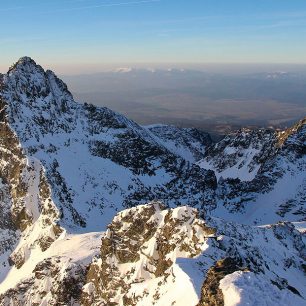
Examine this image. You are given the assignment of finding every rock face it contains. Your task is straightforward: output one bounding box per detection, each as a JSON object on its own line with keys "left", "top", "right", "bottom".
{"left": 81, "top": 203, "right": 216, "bottom": 306}
{"left": 23, "top": 202, "right": 306, "bottom": 306}
{"left": 1, "top": 257, "right": 87, "bottom": 306}
{"left": 197, "top": 257, "right": 247, "bottom": 306}
{"left": 0, "top": 57, "right": 305, "bottom": 305}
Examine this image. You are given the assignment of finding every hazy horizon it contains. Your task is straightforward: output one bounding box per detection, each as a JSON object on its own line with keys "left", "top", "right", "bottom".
{"left": 60, "top": 67, "right": 306, "bottom": 135}
{"left": 1, "top": 0, "right": 305, "bottom": 134}
{"left": 2, "top": 60, "right": 306, "bottom": 76}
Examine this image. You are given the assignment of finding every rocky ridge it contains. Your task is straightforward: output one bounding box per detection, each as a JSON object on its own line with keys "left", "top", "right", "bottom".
{"left": 0, "top": 57, "right": 305, "bottom": 305}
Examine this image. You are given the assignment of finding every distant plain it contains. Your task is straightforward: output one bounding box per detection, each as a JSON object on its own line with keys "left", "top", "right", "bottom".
{"left": 62, "top": 65, "right": 306, "bottom": 135}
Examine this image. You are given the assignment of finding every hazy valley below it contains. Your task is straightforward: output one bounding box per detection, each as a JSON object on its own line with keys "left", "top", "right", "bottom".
{"left": 62, "top": 67, "right": 306, "bottom": 135}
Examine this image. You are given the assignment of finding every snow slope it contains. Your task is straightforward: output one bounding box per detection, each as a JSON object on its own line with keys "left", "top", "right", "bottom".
{"left": 145, "top": 124, "right": 212, "bottom": 163}
{"left": 198, "top": 128, "right": 276, "bottom": 181}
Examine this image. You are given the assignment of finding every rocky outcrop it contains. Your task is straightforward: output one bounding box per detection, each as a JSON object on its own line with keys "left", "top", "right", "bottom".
{"left": 80, "top": 203, "right": 306, "bottom": 306}
{"left": 197, "top": 257, "right": 247, "bottom": 306}
{"left": 81, "top": 203, "right": 217, "bottom": 305}
{"left": 199, "top": 118, "right": 306, "bottom": 224}
{"left": 0, "top": 257, "right": 87, "bottom": 305}
{"left": 199, "top": 128, "right": 277, "bottom": 181}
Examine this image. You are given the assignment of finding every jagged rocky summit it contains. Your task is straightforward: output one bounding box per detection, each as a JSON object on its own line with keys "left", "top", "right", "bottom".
{"left": 0, "top": 57, "right": 305, "bottom": 305}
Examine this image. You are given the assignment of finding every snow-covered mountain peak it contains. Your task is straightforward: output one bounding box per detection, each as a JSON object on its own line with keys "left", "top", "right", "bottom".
{"left": 6, "top": 56, "right": 74, "bottom": 109}
{"left": 2, "top": 57, "right": 79, "bottom": 143}
{"left": 9, "top": 56, "right": 41, "bottom": 72}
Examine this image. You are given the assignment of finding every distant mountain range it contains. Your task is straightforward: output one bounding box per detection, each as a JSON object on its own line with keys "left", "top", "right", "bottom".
{"left": 0, "top": 57, "right": 305, "bottom": 305}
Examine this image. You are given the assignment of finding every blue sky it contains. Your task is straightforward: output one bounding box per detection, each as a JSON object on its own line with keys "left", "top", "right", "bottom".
{"left": 1, "top": 0, "right": 306, "bottom": 73}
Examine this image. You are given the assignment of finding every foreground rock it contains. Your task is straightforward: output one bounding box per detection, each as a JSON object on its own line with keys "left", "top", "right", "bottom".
{"left": 1, "top": 203, "right": 305, "bottom": 305}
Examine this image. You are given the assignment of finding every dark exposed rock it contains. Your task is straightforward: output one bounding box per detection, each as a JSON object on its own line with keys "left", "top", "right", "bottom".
{"left": 81, "top": 203, "right": 217, "bottom": 305}
{"left": 0, "top": 257, "right": 87, "bottom": 305}
{"left": 197, "top": 257, "right": 247, "bottom": 306}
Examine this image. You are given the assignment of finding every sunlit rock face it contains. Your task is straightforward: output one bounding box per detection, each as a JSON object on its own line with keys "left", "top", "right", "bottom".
{"left": 82, "top": 203, "right": 305, "bottom": 306}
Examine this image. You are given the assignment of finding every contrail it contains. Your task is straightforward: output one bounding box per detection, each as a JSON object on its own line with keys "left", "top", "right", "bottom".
{"left": 0, "top": 7, "right": 23, "bottom": 12}
{"left": 59, "top": 0, "right": 161, "bottom": 11}
{"left": 0, "top": 0, "right": 161, "bottom": 15}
